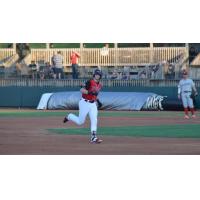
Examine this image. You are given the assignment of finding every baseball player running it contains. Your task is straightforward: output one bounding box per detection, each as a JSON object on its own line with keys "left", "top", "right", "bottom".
{"left": 178, "top": 70, "right": 198, "bottom": 119}
{"left": 63, "top": 69, "right": 103, "bottom": 143}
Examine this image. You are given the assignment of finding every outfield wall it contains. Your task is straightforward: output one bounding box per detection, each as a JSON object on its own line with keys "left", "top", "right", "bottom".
{"left": 0, "top": 86, "right": 200, "bottom": 108}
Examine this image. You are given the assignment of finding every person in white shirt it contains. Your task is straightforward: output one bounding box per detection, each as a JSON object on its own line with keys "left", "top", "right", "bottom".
{"left": 100, "top": 44, "right": 109, "bottom": 56}
{"left": 178, "top": 70, "right": 198, "bottom": 119}
{"left": 52, "top": 51, "right": 64, "bottom": 79}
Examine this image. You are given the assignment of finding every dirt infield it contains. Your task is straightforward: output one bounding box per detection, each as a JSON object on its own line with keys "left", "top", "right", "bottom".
{"left": 0, "top": 110, "right": 200, "bottom": 155}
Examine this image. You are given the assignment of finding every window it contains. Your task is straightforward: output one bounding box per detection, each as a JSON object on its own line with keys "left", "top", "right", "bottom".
{"left": 29, "top": 43, "right": 46, "bottom": 48}
{"left": 153, "top": 43, "right": 185, "bottom": 47}
{"left": 118, "top": 43, "right": 150, "bottom": 48}
{"left": 83, "top": 43, "right": 114, "bottom": 48}
{"left": 0, "top": 43, "right": 13, "bottom": 48}
{"left": 50, "top": 43, "right": 80, "bottom": 48}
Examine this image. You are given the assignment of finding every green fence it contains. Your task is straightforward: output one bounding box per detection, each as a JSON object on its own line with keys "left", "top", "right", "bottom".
{"left": 0, "top": 86, "right": 199, "bottom": 108}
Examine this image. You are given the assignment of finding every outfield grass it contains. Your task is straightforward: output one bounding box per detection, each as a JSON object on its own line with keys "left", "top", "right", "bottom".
{"left": 48, "top": 124, "right": 200, "bottom": 138}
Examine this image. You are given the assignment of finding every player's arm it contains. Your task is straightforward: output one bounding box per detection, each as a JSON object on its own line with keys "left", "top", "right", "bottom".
{"left": 191, "top": 81, "right": 198, "bottom": 96}
{"left": 80, "top": 88, "right": 89, "bottom": 94}
{"left": 96, "top": 99, "right": 103, "bottom": 108}
{"left": 75, "top": 52, "right": 80, "bottom": 58}
{"left": 80, "top": 80, "right": 90, "bottom": 94}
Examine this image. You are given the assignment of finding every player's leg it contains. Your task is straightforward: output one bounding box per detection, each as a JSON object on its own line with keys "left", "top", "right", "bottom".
{"left": 65, "top": 99, "right": 89, "bottom": 125}
{"left": 88, "top": 103, "right": 102, "bottom": 143}
{"left": 181, "top": 93, "right": 189, "bottom": 119}
{"left": 188, "top": 93, "right": 196, "bottom": 118}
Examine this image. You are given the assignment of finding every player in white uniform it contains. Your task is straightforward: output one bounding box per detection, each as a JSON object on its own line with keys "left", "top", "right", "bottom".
{"left": 178, "top": 70, "right": 198, "bottom": 119}
{"left": 63, "top": 69, "right": 103, "bottom": 143}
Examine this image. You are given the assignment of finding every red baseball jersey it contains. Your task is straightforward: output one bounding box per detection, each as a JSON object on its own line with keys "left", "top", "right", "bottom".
{"left": 82, "top": 79, "right": 102, "bottom": 101}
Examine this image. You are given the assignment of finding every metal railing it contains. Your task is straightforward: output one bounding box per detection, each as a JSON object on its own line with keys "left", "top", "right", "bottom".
{"left": 0, "top": 78, "right": 200, "bottom": 87}
{"left": 30, "top": 47, "right": 186, "bottom": 66}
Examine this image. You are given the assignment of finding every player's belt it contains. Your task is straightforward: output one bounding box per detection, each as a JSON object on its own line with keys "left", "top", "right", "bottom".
{"left": 183, "top": 91, "right": 192, "bottom": 93}
{"left": 83, "top": 98, "right": 95, "bottom": 103}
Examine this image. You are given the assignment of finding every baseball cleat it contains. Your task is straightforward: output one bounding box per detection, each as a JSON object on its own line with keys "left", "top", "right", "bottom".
{"left": 191, "top": 114, "right": 196, "bottom": 119}
{"left": 63, "top": 117, "right": 69, "bottom": 123}
{"left": 90, "top": 137, "right": 103, "bottom": 144}
{"left": 184, "top": 115, "right": 190, "bottom": 119}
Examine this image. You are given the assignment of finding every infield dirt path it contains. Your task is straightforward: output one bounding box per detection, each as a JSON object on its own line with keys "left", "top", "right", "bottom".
{"left": 0, "top": 113, "right": 200, "bottom": 155}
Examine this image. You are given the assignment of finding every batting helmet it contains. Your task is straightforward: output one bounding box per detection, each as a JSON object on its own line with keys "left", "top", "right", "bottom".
{"left": 93, "top": 69, "right": 102, "bottom": 79}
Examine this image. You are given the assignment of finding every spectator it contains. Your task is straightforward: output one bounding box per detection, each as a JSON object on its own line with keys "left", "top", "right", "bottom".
{"left": 52, "top": 51, "right": 64, "bottom": 79}
{"left": 100, "top": 43, "right": 109, "bottom": 56}
{"left": 51, "top": 52, "right": 57, "bottom": 79}
{"left": 139, "top": 70, "right": 146, "bottom": 79}
{"left": 122, "top": 72, "right": 129, "bottom": 80}
{"left": 189, "top": 46, "right": 198, "bottom": 63}
{"left": 50, "top": 43, "right": 54, "bottom": 48}
{"left": 70, "top": 51, "right": 80, "bottom": 79}
{"left": 163, "top": 61, "right": 170, "bottom": 78}
{"left": 110, "top": 69, "right": 118, "bottom": 80}
{"left": 123, "top": 66, "right": 130, "bottom": 80}
{"left": 39, "top": 62, "right": 54, "bottom": 79}
{"left": 166, "top": 64, "right": 175, "bottom": 79}
{"left": 150, "top": 64, "right": 159, "bottom": 79}
{"left": 118, "top": 71, "right": 122, "bottom": 80}
{"left": 29, "top": 60, "right": 39, "bottom": 79}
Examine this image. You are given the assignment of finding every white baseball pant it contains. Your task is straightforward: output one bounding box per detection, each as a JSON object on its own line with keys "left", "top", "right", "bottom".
{"left": 181, "top": 92, "right": 194, "bottom": 108}
{"left": 67, "top": 99, "right": 98, "bottom": 132}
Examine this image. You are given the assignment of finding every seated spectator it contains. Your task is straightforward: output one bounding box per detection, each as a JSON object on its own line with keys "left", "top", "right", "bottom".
{"left": 117, "top": 72, "right": 122, "bottom": 80}
{"left": 123, "top": 66, "right": 130, "bottom": 79}
{"left": 150, "top": 64, "right": 159, "bottom": 79}
{"left": 139, "top": 70, "right": 146, "bottom": 79}
{"left": 122, "top": 72, "right": 129, "bottom": 80}
{"left": 40, "top": 62, "right": 56, "bottom": 79}
{"left": 29, "top": 60, "right": 39, "bottom": 79}
{"left": 49, "top": 65, "right": 56, "bottom": 79}
{"left": 110, "top": 70, "right": 118, "bottom": 80}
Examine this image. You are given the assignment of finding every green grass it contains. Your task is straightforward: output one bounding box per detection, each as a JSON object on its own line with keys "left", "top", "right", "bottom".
{"left": 0, "top": 110, "right": 185, "bottom": 118}
{"left": 48, "top": 124, "right": 200, "bottom": 138}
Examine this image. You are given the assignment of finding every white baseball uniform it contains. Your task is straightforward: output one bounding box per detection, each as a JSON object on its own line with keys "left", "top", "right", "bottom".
{"left": 178, "top": 78, "right": 195, "bottom": 108}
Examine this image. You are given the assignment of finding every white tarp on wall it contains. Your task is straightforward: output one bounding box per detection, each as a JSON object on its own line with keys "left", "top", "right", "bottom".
{"left": 37, "top": 91, "right": 167, "bottom": 111}
{"left": 37, "top": 91, "right": 183, "bottom": 110}
{"left": 37, "top": 93, "right": 53, "bottom": 110}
